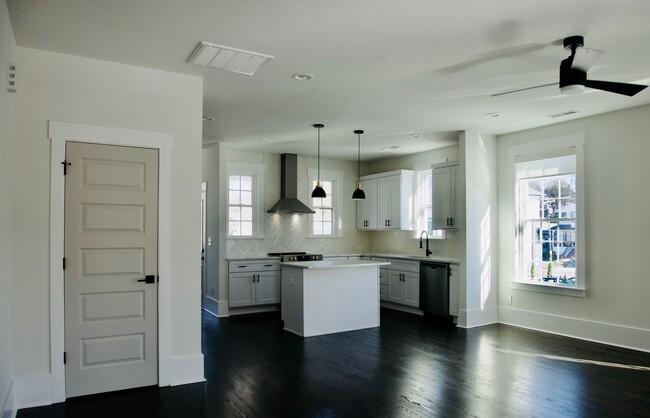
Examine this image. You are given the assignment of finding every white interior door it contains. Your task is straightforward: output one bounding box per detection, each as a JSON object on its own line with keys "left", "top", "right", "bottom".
{"left": 64, "top": 141, "right": 159, "bottom": 397}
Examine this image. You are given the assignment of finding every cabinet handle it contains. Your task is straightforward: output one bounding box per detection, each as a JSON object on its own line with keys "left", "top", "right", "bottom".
{"left": 264, "top": 264, "right": 273, "bottom": 267}
{"left": 450, "top": 217, "right": 454, "bottom": 226}
{"left": 446, "top": 217, "right": 450, "bottom": 226}
{"left": 238, "top": 265, "right": 248, "bottom": 268}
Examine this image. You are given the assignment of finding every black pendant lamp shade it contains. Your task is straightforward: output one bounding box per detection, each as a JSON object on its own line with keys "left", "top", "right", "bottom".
{"left": 352, "top": 129, "right": 366, "bottom": 200}
{"left": 311, "top": 124, "right": 327, "bottom": 198}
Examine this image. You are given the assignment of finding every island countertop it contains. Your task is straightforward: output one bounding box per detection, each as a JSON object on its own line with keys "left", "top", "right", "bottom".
{"left": 281, "top": 259, "right": 391, "bottom": 270}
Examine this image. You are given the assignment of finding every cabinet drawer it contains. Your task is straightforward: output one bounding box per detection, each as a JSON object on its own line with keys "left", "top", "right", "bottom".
{"left": 228, "top": 260, "right": 280, "bottom": 273}
{"left": 385, "top": 259, "right": 419, "bottom": 273}
{"left": 379, "top": 270, "right": 387, "bottom": 285}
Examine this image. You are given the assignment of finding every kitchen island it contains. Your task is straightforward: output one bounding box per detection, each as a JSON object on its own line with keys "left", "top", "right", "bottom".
{"left": 281, "top": 259, "right": 390, "bottom": 337}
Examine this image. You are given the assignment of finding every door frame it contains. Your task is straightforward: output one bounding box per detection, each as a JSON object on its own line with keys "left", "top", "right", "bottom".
{"left": 48, "top": 121, "right": 173, "bottom": 402}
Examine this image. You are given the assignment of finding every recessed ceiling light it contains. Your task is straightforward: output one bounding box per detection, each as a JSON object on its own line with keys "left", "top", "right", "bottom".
{"left": 409, "top": 132, "right": 422, "bottom": 138}
{"left": 259, "top": 140, "right": 271, "bottom": 144}
{"left": 485, "top": 112, "right": 501, "bottom": 118}
{"left": 380, "top": 146, "right": 399, "bottom": 151}
{"left": 291, "top": 73, "right": 314, "bottom": 81}
{"left": 202, "top": 116, "right": 215, "bottom": 122}
{"left": 187, "top": 42, "right": 274, "bottom": 76}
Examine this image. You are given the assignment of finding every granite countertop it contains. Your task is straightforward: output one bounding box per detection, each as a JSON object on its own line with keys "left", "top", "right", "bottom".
{"left": 281, "top": 259, "right": 391, "bottom": 270}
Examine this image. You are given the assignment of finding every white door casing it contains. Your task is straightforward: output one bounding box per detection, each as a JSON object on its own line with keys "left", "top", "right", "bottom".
{"left": 49, "top": 121, "right": 173, "bottom": 402}
{"left": 64, "top": 142, "right": 159, "bottom": 397}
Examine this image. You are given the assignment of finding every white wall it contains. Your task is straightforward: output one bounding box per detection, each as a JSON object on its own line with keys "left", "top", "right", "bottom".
{"left": 497, "top": 105, "right": 650, "bottom": 351}
{"left": 202, "top": 143, "right": 221, "bottom": 316}
{"left": 459, "top": 131, "right": 498, "bottom": 328}
{"left": 10, "top": 46, "right": 204, "bottom": 404}
{"left": 1, "top": 0, "right": 16, "bottom": 415}
{"left": 368, "top": 144, "right": 461, "bottom": 258}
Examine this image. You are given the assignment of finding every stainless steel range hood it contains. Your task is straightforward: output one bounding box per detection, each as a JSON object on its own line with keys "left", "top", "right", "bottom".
{"left": 267, "top": 154, "right": 315, "bottom": 214}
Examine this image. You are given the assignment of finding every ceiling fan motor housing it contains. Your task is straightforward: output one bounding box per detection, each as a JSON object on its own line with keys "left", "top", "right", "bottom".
{"left": 559, "top": 57, "right": 587, "bottom": 89}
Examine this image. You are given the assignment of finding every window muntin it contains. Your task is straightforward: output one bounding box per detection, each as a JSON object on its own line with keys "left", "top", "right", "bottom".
{"left": 312, "top": 180, "right": 333, "bottom": 236}
{"left": 517, "top": 153, "right": 577, "bottom": 286}
{"left": 228, "top": 175, "right": 254, "bottom": 236}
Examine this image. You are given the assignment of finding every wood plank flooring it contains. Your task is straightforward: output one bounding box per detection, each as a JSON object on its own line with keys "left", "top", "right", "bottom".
{"left": 18, "top": 308, "right": 650, "bottom": 417}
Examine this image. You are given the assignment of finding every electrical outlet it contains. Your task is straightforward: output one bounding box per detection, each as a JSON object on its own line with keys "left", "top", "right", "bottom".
{"left": 507, "top": 295, "right": 513, "bottom": 305}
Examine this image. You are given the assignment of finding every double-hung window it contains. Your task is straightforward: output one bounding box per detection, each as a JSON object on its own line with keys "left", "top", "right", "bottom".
{"left": 227, "top": 162, "right": 265, "bottom": 238}
{"left": 312, "top": 180, "right": 333, "bottom": 236}
{"left": 415, "top": 169, "right": 445, "bottom": 239}
{"left": 513, "top": 137, "right": 584, "bottom": 292}
{"left": 308, "top": 169, "right": 342, "bottom": 237}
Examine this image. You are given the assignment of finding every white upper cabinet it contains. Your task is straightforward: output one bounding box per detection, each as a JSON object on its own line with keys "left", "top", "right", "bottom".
{"left": 432, "top": 162, "right": 460, "bottom": 229}
{"left": 357, "top": 170, "right": 414, "bottom": 230}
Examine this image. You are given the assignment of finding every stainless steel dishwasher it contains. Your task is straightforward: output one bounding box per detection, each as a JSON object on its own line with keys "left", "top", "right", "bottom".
{"left": 419, "top": 262, "right": 449, "bottom": 317}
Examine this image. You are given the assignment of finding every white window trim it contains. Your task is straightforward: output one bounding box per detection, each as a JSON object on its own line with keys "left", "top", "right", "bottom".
{"left": 508, "top": 134, "right": 585, "bottom": 297}
{"left": 227, "top": 162, "right": 265, "bottom": 239}
{"left": 413, "top": 169, "right": 445, "bottom": 240}
{"left": 307, "top": 168, "right": 343, "bottom": 238}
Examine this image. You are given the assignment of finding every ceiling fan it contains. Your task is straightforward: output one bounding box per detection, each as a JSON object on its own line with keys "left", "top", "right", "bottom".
{"left": 492, "top": 35, "right": 648, "bottom": 97}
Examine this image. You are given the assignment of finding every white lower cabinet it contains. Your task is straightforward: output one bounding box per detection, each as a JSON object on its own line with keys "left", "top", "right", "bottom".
{"left": 449, "top": 263, "right": 459, "bottom": 316}
{"left": 385, "top": 259, "right": 419, "bottom": 308}
{"left": 229, "top": 260, "right": 281, "bottom": 308}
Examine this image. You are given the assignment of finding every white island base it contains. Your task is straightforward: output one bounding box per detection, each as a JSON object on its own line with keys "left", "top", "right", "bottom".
{"left": 281, "top": 260, "right": 390, "bottom": 337}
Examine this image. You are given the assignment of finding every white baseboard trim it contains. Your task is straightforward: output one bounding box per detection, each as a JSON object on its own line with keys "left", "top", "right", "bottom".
{"left": 168, "top": 354, "right": 206, "bottom": 386}
{"left": 202, "top": 296, "right": 219, "bottom": 317}
{"left": 379, "top": 302, "right": 423, "bottom": 316}
{"left": 499, "top": 306, "right": 650, "bottom": 353}
{"left": 228, "top": 305, "right": 279, "bottom": 316}
{"left": 216, "top": 300, "right": 229, "bottom": 317}
{"left": 457, "top": 307, "right": 498, "bottom": 329}
{"left": 1, "top": 378, "right": 16, "bottom": 418}
{"left": 14, "top": 374, "right": 52, "bottom": 410}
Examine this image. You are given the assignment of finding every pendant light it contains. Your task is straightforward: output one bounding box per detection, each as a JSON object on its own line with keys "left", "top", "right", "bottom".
{"left": 352, "top": 130, "right": 366, "bottom": 200}
{"left": 311, "top": 124, "right": 327, "bottom": 198}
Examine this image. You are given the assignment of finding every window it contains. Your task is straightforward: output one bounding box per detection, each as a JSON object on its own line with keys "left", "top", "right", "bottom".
{"left": 227, "top": 162, "right": 265, "bottom": 238}
{"left": 515, "top": 146, "right": 582, "bottom": 289}
{"left": 416, "top": 169, "right": 445, "bottom": 239}
{"left": 228, "top": 174, "right": 253, "bottom": 236}
{"left": 308, "top": 168, "right": 343, "bottom": 237}
{"left": 311, "top": 180, "right": 333, "bottom": 235}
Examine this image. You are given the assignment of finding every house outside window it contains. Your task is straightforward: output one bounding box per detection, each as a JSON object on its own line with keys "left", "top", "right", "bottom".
{"left": 515, "top": 143, "right": 583, "bottom": 290}
{"left": 228, "top": 174, "right": 253, "bottom": 236}
{"left": 416, "top": 169, "right": 445, "bottom": 239}
{"left": 311, "top": 180, "right": 333, "bottom": 236}
{"left": 227, "top": 162, "right": 265, "bottom": 238}
{"left": 308, "top": 168, "right": 343, "bottom": 237}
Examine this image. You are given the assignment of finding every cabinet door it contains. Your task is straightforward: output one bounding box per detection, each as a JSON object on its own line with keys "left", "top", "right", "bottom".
{"left": 357, "top": 178, "right": 378, "bottom": 229}
{"left": 432, "top": 166, "right": 452, "bottom": 229}
{"left": 256, "top": 271, "right": 281, "bottom": 305}
{"left": 377, "top": 176, "right": 392, "bottom": 229}
{"left": 386, "top": 271, "right": 404, "bottom": 303}
{"left": 450, "top": 165, "right": 461, "bottom": 228}
{"left": 387, "top": 175, "right": 401, "bottom": 229}
{"left": 402, "top": 271, "right": 420, "bottom": 308}
{"left": 229, "top": 272, "right": 256, "bottom": 307}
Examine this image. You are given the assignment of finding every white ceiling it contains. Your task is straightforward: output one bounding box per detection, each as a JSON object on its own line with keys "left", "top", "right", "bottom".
{"left": 7, "top": 0, "right": 650, "bottom": 161}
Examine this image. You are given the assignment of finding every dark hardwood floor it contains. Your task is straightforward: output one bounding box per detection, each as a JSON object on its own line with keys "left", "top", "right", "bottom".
{"left": 18, "top": 308, "right": 650, "bottom": 417}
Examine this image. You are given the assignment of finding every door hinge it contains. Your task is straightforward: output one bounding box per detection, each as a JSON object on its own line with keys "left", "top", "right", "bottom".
{"left": 63, "top": 352, "right": 67, "bottom": 364}
{"left": 61, "top": 160, "right": 71, "bottom": 175}
{"left": 63, "top": 257, "right": 66, "bottom": 270}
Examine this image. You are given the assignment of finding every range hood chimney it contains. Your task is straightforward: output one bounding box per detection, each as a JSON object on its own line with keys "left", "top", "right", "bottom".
{"left": 267, "top": 154, "right": 315, "bottom": 214}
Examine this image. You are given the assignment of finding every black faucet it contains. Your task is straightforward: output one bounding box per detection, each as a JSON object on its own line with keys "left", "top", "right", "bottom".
{"left": 419, "top": 231, "right": 432, "bottom": 257}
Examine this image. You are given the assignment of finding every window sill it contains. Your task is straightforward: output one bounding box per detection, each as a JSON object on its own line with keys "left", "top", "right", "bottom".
{"left": 510, "top": 281, "right": 586, "bottom": 298}
{"left": 307, "top": 235, "right": 340, "bottom": 239}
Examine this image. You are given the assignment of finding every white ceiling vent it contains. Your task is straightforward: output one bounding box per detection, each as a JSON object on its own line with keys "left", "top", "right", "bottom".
{"left": 187, "top": 42, "right": 273, "bottom": 76}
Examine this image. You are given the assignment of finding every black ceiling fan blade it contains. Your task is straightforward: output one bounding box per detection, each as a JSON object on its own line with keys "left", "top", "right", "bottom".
{"left": 584, "top": 80, "right": 648, "bottom": 97}
{"left": 491, "top": 82, "right": 558, "bottom": 97}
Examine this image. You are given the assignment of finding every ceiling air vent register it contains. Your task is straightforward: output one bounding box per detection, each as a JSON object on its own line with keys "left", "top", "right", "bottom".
{"left": 187, "top": 41, "right": 274, "bottom": 76}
